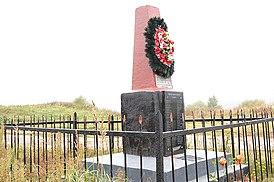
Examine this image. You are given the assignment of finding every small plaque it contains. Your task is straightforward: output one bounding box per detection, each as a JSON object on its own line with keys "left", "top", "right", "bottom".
{"left": 155, "top": 75, "right": 173, "bottom": 89}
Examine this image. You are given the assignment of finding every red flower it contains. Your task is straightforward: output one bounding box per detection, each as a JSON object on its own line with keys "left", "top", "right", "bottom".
{"left": 219, "top": 157, "right": 227, "bottom": 166}
{"left": 159, "top": 38, "right": 164, "bottom": 43}
{"left": 160, "top": 54, "right": 166, "bottom": 60}
{"left": 153, "top": 27, "right": 174, "bottom": 66}
{"left": 171, "top": 47, "right": 174, "bottom": 53}
{"left": 236, "top": 155, "right": 243, "bottom": 165}
{"left": 166, "top": 60, "right": 172, "bottom": 65}
{"left": 139, "top": 115, "right": 143, "bottom": 125}
{"left": 155, "top": 39, "right": 159, "bottom": 46}
{"left": 154, "top": 47, "right": 161, "bottom": 54}
{"left": 169, "top": 40, "right": 174, "bottom": 44}
{"left": 157, "top": 28, "right": 164, "bottom": 33}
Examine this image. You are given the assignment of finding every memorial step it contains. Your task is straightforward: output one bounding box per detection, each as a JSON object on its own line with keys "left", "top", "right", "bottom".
{"left": 85, "top": 150, "right": 247, "bottom": 182}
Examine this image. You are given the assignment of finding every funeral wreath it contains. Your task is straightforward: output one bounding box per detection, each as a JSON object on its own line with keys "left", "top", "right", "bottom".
{"left": 144, "top": 17, "right": 175, "bottom": 78}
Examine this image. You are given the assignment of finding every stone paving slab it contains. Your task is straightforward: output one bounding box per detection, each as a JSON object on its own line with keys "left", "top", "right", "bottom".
{"left": 86, "top": 150, "right": 248, "bottom": 182}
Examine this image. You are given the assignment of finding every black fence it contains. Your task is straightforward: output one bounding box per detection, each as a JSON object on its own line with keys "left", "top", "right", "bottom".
{"left": 1, "top": 110, "right": 274, "bottom": 181}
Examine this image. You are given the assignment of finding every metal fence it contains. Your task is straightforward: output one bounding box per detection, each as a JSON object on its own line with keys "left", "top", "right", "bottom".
{"left": 1, "top": 110, "right": 274, "bottom": 182}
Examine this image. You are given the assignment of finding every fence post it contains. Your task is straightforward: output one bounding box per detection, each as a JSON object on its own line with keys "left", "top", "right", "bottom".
{"left": 155, "top": 110, "right": 164, "bottom": 182}
{"left": 111, "top": 115, "right": 114, "bottom": 150}
{"left": 73, "top": 112, "right": 78, "bottom": 159}
{"left": 4, "top": 116, "right": 7, "bottom": 149}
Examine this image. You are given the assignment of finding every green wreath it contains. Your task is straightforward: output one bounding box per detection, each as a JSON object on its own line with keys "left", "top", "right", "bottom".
{"left": 144, "top": 17, "right": 175, "bottom": 78}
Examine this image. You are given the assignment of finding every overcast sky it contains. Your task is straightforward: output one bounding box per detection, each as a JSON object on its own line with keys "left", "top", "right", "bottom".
{"left": 0, "top": 0, "right": 274, "bottom": 111}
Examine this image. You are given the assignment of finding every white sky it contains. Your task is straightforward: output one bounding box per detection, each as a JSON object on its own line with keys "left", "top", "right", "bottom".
{"left": 0, "top": 0, "right": 274, "bottom": 112}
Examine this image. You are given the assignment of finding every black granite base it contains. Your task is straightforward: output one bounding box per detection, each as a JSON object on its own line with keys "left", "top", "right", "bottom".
{"left": 121, "top": 91, "right": 186, "bottom": 157}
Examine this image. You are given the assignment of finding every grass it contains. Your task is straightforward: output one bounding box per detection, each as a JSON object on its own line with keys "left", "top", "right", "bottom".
{"left": 0, "top": 123, "right": 127, "bottom": 182}
{"left": 0, "top": 102, "right": 120, "bottom": 123}
{"left": 1, "top": 103, "right": 274, "bottom": 181}
{"left": 2, "top": 124, "right": 274, "bottom": 182}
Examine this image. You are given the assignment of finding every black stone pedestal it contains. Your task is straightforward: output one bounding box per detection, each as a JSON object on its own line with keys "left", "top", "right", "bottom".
{"left": 121, "top": 91, "right": 186, "bottom": 157}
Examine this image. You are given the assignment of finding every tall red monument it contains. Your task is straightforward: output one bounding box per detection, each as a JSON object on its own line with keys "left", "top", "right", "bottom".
{"left": 132, "top": 5, "right": 173, "bottom": 91}
{"left": 121, "top": 5, "right": 185, "bottom": 157}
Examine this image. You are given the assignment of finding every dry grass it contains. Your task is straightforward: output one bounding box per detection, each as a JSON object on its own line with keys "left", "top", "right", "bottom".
{"left": 0, "top": 122, "right": 127, "bottom": 182}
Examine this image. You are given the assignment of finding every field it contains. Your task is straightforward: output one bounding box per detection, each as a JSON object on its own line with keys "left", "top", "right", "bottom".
{"left": 0, "top": 102, "right": 124, "bottom": 181}
{"left": 0, "top": 102, "right": 120, "bottom": 122}
{"left": 1, "top": 102, "right": 274, "bottom": 181}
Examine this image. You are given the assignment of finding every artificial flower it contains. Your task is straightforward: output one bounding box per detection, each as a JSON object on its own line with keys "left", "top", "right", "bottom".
{"left": 236, "top": 155, "right": 243, "bottom": 165}
{"left": 219, "top": 157, "right": 227, "bottom": 166}
{"left": 153, "top": 27, "right": 174, "bottom": 67}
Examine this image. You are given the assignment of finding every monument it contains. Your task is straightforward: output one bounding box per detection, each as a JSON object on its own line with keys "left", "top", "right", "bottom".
{"left": 86, "top": 5, "right": 248, "bottom": 181}
{"left": 121, "top": 5, "right": 185, "bottom": 157}
{"left": 131, "top": 5, "right": 174, "bottom": 91}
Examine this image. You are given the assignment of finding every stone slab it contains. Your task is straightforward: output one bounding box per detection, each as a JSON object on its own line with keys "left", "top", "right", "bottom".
{"left": 121, "top": 91, "right": 185, "bottom": 157}
{"left": 86, "top": 150, "right": 247, "bottom": 182}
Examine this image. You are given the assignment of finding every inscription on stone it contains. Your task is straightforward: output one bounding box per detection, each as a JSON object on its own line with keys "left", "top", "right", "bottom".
{"left": 155, "top": 75, "right": 173, "bottom": 89}
{"left": 164, "top": 92, "right": 185, "bottom": 153}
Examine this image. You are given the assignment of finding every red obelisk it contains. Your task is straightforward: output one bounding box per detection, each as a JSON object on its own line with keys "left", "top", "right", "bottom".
{"left": 132, "top": 5, "right": 160, "bottom": 91}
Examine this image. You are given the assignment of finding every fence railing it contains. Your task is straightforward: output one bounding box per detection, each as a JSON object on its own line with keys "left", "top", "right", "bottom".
{"left": 1, "top": 110, "right": 274, "bottom": 181}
